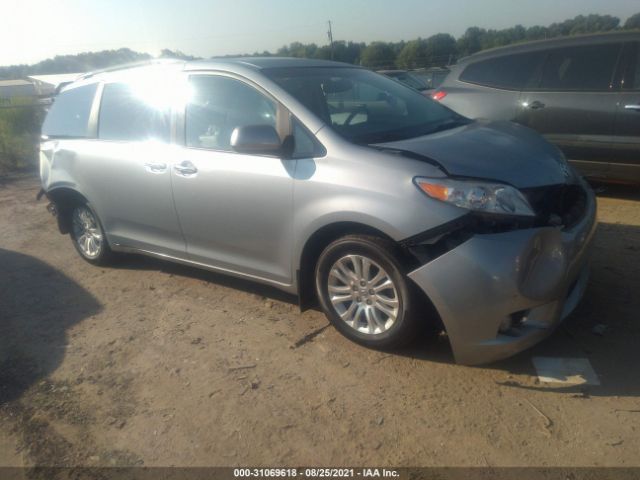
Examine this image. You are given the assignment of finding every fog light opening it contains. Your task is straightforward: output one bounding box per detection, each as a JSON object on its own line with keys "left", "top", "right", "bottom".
{"left": 511, "top": 309, "right": 529, "bottom": 328}
{"left": 499, "top": 310, "right": 530, "bottom": 337}
{"left": 498, "top": 316, "right": 512, "bottom": 334}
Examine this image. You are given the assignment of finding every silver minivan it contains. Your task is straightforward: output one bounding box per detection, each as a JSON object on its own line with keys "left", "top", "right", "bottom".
{"left": 39, "top": 58, "right": 597, "bottom": 365}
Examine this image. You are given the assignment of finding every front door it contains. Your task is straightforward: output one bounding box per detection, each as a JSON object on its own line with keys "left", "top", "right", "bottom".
{"left": 170, "top": 74, "right": 295, "bottom": 286}
{"left": 612, "top": 41, "right": 640, "bottom": 179}
{"left": 516, "top": 42, "right": 622, "bottom": 177}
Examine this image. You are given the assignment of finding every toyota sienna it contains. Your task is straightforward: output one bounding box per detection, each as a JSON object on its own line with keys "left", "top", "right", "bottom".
{"left": 39, "top": 58, "right": 597, "bottom": 364}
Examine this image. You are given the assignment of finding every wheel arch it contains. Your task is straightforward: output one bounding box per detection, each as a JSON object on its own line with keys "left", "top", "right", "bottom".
{"left": 45, "top": 187, "right": 90, "bottom": 234}
{"left": 296, "top": 221, "right": 414, "bottom": 311}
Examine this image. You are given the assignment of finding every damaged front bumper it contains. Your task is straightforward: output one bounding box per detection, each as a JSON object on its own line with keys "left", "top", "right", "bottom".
{"left": 408, "top": 187, "right": 597, "bottom": 365}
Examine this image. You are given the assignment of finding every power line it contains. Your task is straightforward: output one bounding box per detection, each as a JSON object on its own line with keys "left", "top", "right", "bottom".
{"left": 327, "top": 20, "right": 334, "bottom": 60}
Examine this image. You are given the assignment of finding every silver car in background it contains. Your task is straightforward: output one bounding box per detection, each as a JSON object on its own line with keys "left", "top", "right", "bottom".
{"left": 39, "top": 58, "right": 597, "bottom": 365}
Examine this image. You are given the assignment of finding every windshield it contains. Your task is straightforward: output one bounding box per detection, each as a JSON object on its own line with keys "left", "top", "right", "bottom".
{"left": 264, "top": 67, "right": 467, "bottom": 144}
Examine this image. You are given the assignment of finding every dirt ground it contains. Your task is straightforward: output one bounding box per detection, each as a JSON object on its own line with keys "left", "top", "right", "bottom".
{"left": 0, "top": 174, "right": 639, "bottom": 469}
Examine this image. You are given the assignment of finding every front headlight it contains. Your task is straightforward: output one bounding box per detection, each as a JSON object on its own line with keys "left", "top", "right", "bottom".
{"left": 415, "top": 177, "right": 535, "bottom": 217}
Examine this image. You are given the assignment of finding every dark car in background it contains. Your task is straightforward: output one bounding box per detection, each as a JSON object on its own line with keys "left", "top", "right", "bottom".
{"left": 378, "top": 70, "right": 430, "bottom": 95}
{"left": 433, "top": 32, "right": 640, "bottom": 184}
{"left": 413, "top": 67, "right": 450, "bottom": 90}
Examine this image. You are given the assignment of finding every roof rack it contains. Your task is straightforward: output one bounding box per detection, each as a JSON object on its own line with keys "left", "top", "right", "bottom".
{"left": 78, "top": 58, "right": 185, "bottom": 81}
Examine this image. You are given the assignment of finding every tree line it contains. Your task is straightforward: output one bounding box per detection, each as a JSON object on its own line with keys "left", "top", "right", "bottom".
{"left": 1, "top": 11, "right": 640, "bottom": 173}
{"left": 278, "top": 12, "right": 640, "bottom": 69}
{"left": 0, "top": 106, "right": 44, "bottom": 173}
{"left": 1, "top": 12, "right": 639, "bottom": 81}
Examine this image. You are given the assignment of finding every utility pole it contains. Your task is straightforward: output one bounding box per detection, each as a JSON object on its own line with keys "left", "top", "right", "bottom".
{"left": 327, "top": 20, "right": 334, "bottom": 60}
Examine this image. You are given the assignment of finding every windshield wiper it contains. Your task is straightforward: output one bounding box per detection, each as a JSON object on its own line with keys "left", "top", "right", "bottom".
{"left": 367, "top": 145, "right": 447, "bottom": 173}
{"left": 426, "top": 118, "right": 470, "bottom": 135}
{"left": 349, "top": 117, "right": 471, "bottom": 145}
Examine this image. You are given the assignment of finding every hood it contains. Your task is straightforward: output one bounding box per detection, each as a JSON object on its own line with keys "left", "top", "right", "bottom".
{"left": 374, "top": 120, "right": 576, "bottom": 188}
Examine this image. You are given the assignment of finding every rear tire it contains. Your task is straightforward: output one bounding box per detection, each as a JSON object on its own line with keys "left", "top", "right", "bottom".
{"left": 69, "top": 202, "right": 114, "bottom": 266}
{"left": 315, "top": 235, "right": 423, "bottom": 349}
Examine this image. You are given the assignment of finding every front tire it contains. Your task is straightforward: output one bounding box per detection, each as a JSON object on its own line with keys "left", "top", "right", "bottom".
{"left": 315, "top": 235, "right": 422, "bottom": 349}
{"left": 70, "top": 203, "right": 113, "bottom": 265}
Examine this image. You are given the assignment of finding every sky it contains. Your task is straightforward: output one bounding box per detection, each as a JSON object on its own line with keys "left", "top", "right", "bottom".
{"left": 2, "top": 0, "right": 639, "bottom": 66}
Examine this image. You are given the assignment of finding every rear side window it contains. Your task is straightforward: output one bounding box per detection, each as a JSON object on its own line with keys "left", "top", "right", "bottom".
{"left": 98, "top": 82, "right": 170, "bottom": 142}
{"left": 539, "top": 43, "right": 621, "bottom": 91}
{"left": 42, "top": 83, "right": 97, "bottom": 138}
{"left": 459, "top": 52, "right": 545, "bottom": 90}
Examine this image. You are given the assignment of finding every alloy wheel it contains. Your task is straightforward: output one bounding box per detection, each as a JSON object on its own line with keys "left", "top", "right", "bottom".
{"left": 327, "top": 254, "right": 399, "bottom": 335}
{"left": 72, "top": 206, "right": 103, "bottom": 259}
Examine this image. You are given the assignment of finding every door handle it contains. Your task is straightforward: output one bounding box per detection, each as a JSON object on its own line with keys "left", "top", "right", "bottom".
{"left": 144, "top": 162, "right": 167, "bottom": 173}
{"left": 173, "top": 161, "right": 198, "bottom": 176}
{"left": 624, "top": 104, "right": 640, "bottom": 111}
{"left": 526, "top": 100, "right": 545, "bottom": 110}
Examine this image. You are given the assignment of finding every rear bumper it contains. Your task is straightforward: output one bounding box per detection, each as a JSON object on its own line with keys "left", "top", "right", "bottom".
{"left": 408, "top": 186, "right": 597, "bottom": 365}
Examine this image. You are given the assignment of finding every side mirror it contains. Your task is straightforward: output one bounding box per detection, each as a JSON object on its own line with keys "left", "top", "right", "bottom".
{"left": 230, "top": 125, "right": 282, "bottom": 156}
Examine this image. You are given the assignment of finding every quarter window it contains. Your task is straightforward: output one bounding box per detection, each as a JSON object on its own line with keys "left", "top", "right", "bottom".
{"left": 186, "top": 75, "right": 277, "bottom": 150}
{"left": 538, "top": 43, "right": 621, "bottom": 91}
{"left": 291, "top": 117, "right": 322, "bottom": 158}
{"left": 98, "top": 82, "right": 170, "bottom": 142}
{"left": 42, "top": 83, "right": 98, "bottom": 138}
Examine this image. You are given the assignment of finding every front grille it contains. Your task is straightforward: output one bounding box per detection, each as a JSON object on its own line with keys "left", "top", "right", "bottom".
{"left": 522, "top": 184, "right": 587, "bottom": 229}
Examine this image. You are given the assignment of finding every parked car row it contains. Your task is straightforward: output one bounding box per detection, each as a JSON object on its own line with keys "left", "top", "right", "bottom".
{"left": 378, "top": 67, "right": 450, "bottom": 94}
{"left": 413, "top": 67, "right": 451, "bottom": 90}
{"left": 432, "top": 32, "right": 640, "bottom": 184}
{"left": 377, "top": 70, "right": 430, "bottom": 94}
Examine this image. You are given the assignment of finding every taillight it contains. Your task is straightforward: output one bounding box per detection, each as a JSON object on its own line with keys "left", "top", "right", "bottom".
{"left": 432, "top": 90, "right": 447, "bottom": 101}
